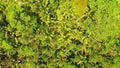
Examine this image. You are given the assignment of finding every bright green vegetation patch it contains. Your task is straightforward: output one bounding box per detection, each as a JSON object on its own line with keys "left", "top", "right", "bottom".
{"left": 0, "top": 0, "right": 120, "bottom": 68}
{"left": 84, "top": 0, "right": 120, "bottom": 41}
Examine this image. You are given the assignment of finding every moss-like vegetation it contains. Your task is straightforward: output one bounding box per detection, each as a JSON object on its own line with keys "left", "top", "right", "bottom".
{"left": 0, "top": 0, "right": 120, "bottom": 68}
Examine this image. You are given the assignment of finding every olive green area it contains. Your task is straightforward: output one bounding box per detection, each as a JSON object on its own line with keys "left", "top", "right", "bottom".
{"left": 0, "top": 0, "right": 120, "bottom": 68}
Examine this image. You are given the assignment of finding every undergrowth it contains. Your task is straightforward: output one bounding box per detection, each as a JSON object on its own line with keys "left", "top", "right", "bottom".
{"left": 0, "top": 0, "right": 120, "bottom": 68}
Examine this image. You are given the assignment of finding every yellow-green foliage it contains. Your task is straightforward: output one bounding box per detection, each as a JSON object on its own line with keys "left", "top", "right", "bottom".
{"left": 0, "top": 0, "right": 120, "bottom": 68}
{"left": 71, "top": 0, "right": 88, "bottom": 16}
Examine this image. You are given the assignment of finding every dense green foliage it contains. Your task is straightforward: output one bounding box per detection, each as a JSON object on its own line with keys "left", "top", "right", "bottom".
{"left": 0, "top": 0, "right": 120, "bottom": 68}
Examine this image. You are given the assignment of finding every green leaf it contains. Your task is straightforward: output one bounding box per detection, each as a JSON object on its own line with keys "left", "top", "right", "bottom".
{"left": 71, "top": 0, "right": 88, "bottom": 17}
{"left": 15, "top": 21, "right": 24, "bottom": 31}
{"left": 113, "top": 57, "right": 120, "bottom": 68}
{"left": 1, "top": 40, "right": 12, "bottom": 50}
{"left": 20, "top": 12, "right": 31, "bottom": 23}
{"left": 63, "top": 62, "right": 77, "bottom": 68}
{"left": 18, "top": 46, "right": 34, "bottom": 56}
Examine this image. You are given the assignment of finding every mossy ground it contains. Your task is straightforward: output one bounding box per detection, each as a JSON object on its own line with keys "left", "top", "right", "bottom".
{"left": 0, "top": 0, "right": 120, "bottom": 68}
